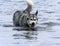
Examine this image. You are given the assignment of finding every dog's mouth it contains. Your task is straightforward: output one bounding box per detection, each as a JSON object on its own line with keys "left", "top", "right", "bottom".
{"left": 31, "top": 22, "right": 35, "bottom": 27}
{"left": 28, "top": 23, "right": 36, "bottom": 29}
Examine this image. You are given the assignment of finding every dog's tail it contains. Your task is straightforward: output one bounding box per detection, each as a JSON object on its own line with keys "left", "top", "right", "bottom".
{"left": 24, "top": 0, "right": 34, "bottom": 13}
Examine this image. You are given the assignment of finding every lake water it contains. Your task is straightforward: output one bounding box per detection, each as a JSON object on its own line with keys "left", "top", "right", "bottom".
{"left": 0, "top": 0, "right": 60, "bottom": 46}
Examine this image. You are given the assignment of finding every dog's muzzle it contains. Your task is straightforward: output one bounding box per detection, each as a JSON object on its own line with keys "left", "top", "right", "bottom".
{"left": 31, "top": 22, "right": 35, "bottom": 27}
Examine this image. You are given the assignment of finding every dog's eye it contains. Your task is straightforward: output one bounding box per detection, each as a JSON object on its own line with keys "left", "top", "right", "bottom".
{"left": 27, "top": 18, "right": 29, "bottom": 20}
{"left": 31, "top": 19, "right": 33, "bottom": 20}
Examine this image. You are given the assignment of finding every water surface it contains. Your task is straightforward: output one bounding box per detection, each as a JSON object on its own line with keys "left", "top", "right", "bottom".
{"left": 0, "top": 0, "right": 60, "bottom": 46}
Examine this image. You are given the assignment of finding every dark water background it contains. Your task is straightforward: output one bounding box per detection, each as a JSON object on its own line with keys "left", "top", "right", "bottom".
{"left": 0, "top": 0, "right": 60, "bottom": 46}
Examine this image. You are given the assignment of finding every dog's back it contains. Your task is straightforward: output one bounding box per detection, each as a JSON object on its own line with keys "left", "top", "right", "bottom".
{"left": 13, "top": 11, "right": 30, "bottom": 26}
{"left": 13, "top": 0, "right": 34, "bottom": 26}
{"left": 13, "top": 11, "right": 22, "bottom": 26}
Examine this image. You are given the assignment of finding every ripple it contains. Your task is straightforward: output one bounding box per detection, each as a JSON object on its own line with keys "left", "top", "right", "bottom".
{"left": 13, "top": 27, "right": 38, "bottom": 31}
{"left": 52, "top": 37, "right": 60, "bottom": 39}
{"left": 57, "top": 19, "right": 60, "bottom": 20}
{"left": 57, "top": 2, "right": 60, "bottom": 4}
{"left": 45, "top": 11, "right": 55, "bottom": 14}
{"left": 41, "top": 22, "right": 60, "bottom": 26}
{"left": 13, "top": 27, "right": 29, "bottom": 31}
{"left": 3, "top": 25, "right": 13, "bottom": 27}
{"left": 13, "top": 31, "right": 37, "bottom": 40}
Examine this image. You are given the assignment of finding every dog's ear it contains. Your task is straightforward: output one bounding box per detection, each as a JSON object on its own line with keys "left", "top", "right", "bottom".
{"left": 35, "top": 10, "right": 38, "bottom": 15}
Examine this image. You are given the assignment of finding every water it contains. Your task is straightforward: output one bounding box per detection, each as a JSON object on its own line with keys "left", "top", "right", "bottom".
{"left": 0, "top": 0, "right": 60, "bottom": 46}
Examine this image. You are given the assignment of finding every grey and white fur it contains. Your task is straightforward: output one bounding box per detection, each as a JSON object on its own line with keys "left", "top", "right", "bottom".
{"left": 13, "top": 0, "right": 38, "bottom": 29}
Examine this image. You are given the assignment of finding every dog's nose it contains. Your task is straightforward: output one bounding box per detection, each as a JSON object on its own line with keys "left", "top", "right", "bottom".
{"left": 32, "top": 22, "right": 35, "bottom": 26}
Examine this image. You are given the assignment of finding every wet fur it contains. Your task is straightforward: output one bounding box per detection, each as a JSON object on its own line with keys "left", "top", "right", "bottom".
{"left": 13, "top": 0, "right": 38, "bottom": 29}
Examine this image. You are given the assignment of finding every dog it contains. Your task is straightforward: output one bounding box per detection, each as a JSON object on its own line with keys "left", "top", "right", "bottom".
{"left": 13, "top": 0, "right": 38, "bottom": 29}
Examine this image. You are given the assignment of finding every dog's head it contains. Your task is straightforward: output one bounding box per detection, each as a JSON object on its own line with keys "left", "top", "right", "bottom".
{"left": 26, "top": 10, "right": 38, "bottom": 29}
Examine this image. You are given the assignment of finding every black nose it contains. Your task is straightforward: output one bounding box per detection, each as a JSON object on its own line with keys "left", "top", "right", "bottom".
{"left": 32, "top": 22, "right": 35, "bottom": 26}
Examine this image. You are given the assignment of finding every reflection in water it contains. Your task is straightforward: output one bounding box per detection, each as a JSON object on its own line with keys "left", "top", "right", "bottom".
{"left": 24, "top": 31, "right": 37, "bottom": 39}
{"left": 2, "top": 24, "right": 38, "bottom": 40}
{"left": 13, "top": 28, "right": 37, "bottom": 40}
{"left": 12, "top": 21, "right": 55, "bottom": 41}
